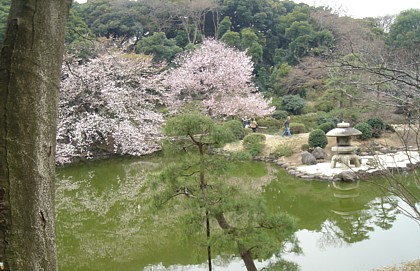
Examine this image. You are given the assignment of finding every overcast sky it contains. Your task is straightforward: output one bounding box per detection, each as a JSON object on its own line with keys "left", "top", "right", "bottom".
{"left": 75, "top": 0, "right": 419, "bottom": 19}
{"left": 297, "top": 0, "right": 419, "bottom": 18}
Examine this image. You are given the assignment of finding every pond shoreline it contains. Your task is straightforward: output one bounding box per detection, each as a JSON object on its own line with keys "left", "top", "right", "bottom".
{"left": 255, "top": 150, "right": 420, "bottom": 181}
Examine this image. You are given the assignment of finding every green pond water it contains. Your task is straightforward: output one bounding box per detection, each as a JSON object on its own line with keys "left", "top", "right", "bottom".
{"left": 56, "top": 155, "right": 420, "bottom": 271}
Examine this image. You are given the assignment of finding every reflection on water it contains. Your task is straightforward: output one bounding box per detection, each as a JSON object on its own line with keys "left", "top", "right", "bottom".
{"left": 56, "top": 157, "right": 419, "bottom": 271}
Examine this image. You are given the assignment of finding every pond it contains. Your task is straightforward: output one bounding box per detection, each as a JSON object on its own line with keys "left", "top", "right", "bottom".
{"left": 55, "top": 155, "right": 420, "bottom": 271}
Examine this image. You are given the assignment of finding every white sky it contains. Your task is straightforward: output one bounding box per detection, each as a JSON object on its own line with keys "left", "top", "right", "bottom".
{"left": 74, "top": 0, "right": 419, "bottom": 18}
{"left": 297, "top": 0, "right": 419, "bottom": 18}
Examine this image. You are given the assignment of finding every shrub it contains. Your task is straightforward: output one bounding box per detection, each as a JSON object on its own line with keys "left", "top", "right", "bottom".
{"left": 289, "top": 123, "right": 306, "bottom": 134}
{"left": 272, "top": 110, "right": 289, "bottom": 120}
{"left": 317, "top": 116, "right": 340, "bottom": 126}
{"left": 242, "top": 133, "right": 266, "bottom": 157}
{"left": 223, "top": 119, "right": 245, "bottom": 140}
{"left": 354, "top": 122, "right": 372, "bottom": 140}
{"left": 291, "top": 113, "right": 320, "bottom": 131}
{"left": 318, "top": 122, "right": 335, "bottom": 133}
{"left": 366, "top": 118, "right": 386, "bottom": 138}
{"left": 301, "top": 144, "right": 310, "bottom": 151}
{"left": 212, "top": 125, "right": 236, "bottom": 147}
{"left": 257, "top": 117, "right": 281, "bottom": 133}
{"left": 308, "top": 129, "right": 328, "bottom": 148}
{"left": 281, "top": 95, "right": 306, "bottom": 115}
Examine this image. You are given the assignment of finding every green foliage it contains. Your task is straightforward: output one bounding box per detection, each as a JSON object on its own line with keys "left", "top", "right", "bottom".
{"left": 82, "top": 0, "right": 144, "bottom": 39}
{"left": 292, "top": 113, "right": 321, "bottom": 131}
{"left": 308, "top": 129, "right": 328, "bottom": 148}
{"left": 354, "top": 122, "right": 373, "bottom": 140}
{"left": 212, "top": 124, "right": 237, "bottom": 148}
{"left": 221, "top": 30, "right": 241, "bottom": 48}
{"left": 272, "top": 110, "right": 289, "bottom": 120}
{"left": 163, "top": 112, "right": 237, "bottom": 152}
{"left": 317, "top": 116, "right": 340, "bottom": 126}
{"left": 242, "top": 133, "right": 266, "bottom": 157}
{"left": 289, "top": 123, "right": 306, "bottom": 134}
{"left": 222, "top": 119, "right": 245, "bottom": 140}
{"left": 256, "top": 117, "right": 281, "bottom": 133}
{"left": 281, "top": 95, "right": 306, "bottom": 115}
{"left": 317, "top": 122, "right": 335, "bottom": 133}
{"left": 228, "top": 150, "right": 252, "bottom": 161}
{"left": 136, "top": 32, "right": 182, "bottom": 62}
{"left": 0, "top": 0, "right": 11, "bottom": 44}
{"left": 366, "top": 117, "right": 386, "bottom": 138}
{"left": 387, "top": 9, "right": 420, "bottom": 49}
{"left": 265, "top": 259, "right": 300, "bottom": 271}
{"left": 270, "top": 144, "right": 294, "bottom": 159}
{"left": 240, "top": 28, "right": 263, "bottom": 63}
{"left": 218, "top": 16, "right": 232, "bottom": 38}
{"left": 65, "top": 7, "right": 96, "bottom": 59}
{"left": 301, "top": 143, "right": 310, "bottom": 151}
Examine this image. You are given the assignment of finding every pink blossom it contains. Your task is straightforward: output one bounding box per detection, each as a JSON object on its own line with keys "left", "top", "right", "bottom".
{"left": 163, "top": 38, "right": 274, "bottom": 118}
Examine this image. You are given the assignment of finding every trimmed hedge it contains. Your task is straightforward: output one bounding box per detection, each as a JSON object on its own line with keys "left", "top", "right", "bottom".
{"left": 289, "top": 122, "right": 306, "bottom": 134}
{"left": 318, "top": 122, "right": 335, "bottom": 133}
{"left": 308, "top": 129, "right": 328, "bottom": 148}
{"left": 257, "top": 117, "right": 281, "bottom": 133}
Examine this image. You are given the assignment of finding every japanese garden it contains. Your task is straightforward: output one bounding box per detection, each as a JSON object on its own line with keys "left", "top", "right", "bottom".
{"left": 0, "top": 0, "right": 419, "bottom": 270}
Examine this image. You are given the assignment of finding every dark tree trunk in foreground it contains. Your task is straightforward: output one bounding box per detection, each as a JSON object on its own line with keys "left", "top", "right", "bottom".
{"left": 0, "top": 1, "right": 72, "bottom": 270}
{"left": 216, "top": 213, "right": 258, "bottom": 271}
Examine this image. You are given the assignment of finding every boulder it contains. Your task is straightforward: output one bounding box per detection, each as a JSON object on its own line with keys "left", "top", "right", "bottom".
{"left": 312, "top": 147, "right": 327, "bottom": 160}
{"left": 301, "top": 151, "right": 317, "bottom": 165}
{"left": 336, "top": 171, "right": 359, "bottom": 182}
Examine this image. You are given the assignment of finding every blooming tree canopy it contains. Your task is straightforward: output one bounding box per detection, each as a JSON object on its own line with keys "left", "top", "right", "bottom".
{"left": 163, "top": 38, "right": 274, "bottom": 118}
{"left": 58, "top": 45, "right": 165, "bottom": 164}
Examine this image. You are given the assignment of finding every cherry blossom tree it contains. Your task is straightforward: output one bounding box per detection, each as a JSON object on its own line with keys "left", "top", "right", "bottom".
{"left": 163, "top": 38, "right": 274, "bottom": 118}
{"left": 58, "top": 43, "right": 165, "bottom": 164}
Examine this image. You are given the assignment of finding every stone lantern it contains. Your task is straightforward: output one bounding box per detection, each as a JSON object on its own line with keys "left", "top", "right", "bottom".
{"left": 326, "top": 122, "right": 362, "bottom": 169}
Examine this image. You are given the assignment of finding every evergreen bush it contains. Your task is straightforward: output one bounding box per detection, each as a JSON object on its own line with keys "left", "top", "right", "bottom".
{"left": 318, "top": 122, "right": 335, "bottom": 133}
{"left": 242, "top": 133, "right": 266, "bottom": 157}
{"left": 257, "top": 117, "right": 281, "bottom": 133}
{"left": 354, "top": 122, "right": 372, "bottom": 140}
{"left": 308, "top": 129, "right": 328, "bottom": 148}
{"left": 366, "top": 118, "right": 386, "bottom": 138}
{"left": 223, "top": 119, "right": 245, "bottom": 140}
{"left": 289, "top": 123, "right": 306, "bottom": 134}
{"left": 272, "top": 110, "right": 289, "bottom": 120}
{"left": 301, "top": 143, "right": 310, "bottom": 151}
{"left": 281, "top": 95, "right": 306, "bottom": 115}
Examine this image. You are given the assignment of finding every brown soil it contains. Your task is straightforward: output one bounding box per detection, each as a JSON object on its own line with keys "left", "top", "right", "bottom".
{"left": 224, "top": 127, "right": 419, "bottom": 166}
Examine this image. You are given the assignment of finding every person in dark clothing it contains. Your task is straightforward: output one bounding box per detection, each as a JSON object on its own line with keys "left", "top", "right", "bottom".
{"left": 281, "top": 116, "right": 292, "bottom": 137}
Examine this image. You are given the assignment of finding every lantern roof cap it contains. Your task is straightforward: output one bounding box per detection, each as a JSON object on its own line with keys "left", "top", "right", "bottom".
{"left": 326, "top": 122, "right": 362, "bottom": 137}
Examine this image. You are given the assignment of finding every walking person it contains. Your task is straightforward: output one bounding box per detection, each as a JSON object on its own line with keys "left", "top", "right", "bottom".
{"left": 281, "top": 116, "right": 292, "bottom": 137}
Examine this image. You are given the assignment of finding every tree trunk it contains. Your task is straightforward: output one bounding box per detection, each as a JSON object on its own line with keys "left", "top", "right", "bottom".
{"left": 215, "top": 213, "right": 258, "bottom": 271}
{"left": 0, "top": 1, "right": 72, "bottom": 270}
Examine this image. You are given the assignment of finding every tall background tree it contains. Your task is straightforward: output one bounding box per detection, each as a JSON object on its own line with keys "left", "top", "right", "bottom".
{"left": 0, "top": 0, "right": 72, "bottom": 270}
{"left": 163, "top": 38, "right": 274, "bottom": 118}
{"left": 58, "top": 39, "right": 165, "bottom": 164}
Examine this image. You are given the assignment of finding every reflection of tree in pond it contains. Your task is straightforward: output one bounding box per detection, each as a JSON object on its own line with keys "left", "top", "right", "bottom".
{"left": 55, "top": 157, "right": 197, "bottom": 271}
{"left": 317, "top": 181, "right": 400, "bottom": 247}
{"left": 264, "top": 174, "right": 401, "bottom": 248}
{"left": 369, "top": 197, "right": 399, "bottom": 230}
